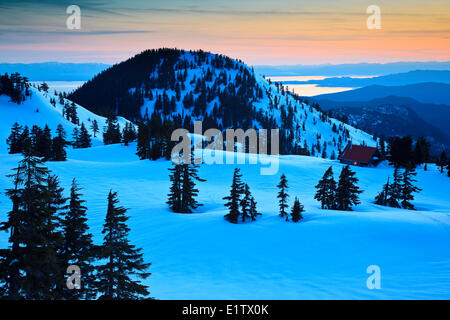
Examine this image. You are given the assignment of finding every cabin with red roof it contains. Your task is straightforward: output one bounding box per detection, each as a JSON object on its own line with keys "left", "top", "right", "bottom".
{"left": 338, "top": 143, "right": 378, "bottom": 167}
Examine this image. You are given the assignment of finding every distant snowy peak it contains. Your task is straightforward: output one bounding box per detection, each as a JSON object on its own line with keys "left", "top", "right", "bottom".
{"left": 68, "top": 48, "right": 376, "bottom": 157}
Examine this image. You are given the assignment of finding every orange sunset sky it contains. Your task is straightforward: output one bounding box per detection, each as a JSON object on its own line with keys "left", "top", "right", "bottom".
{"left": 0, "top": 0, "right": 449, "bottom": 64}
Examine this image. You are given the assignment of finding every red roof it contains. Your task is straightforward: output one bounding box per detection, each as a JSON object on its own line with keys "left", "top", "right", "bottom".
{"left": 339, "top": 143, "right": 377, "bottom": 163}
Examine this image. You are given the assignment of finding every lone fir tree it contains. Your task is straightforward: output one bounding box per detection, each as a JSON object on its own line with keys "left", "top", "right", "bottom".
{"left": 51, "top": 124, "right": 67, "bottom": 161}
{"left": 223, "top": 168, "right": 244, "bottom": 224}
{"left": 77, "top": 123, "right": 92, "bottom": 149}
{"left": 90, "top": 119, "right": 99, "bottom": 138}
{"left": 386, "top": 167, "right": 402, "bottom": 208}
{"left": 60, "top": 179, "right": 98, "bottom": 299}
{"left": 314, "top": 166, "right": 337, "bottom": 209}
{"left": 375, "top": 177, "right": 390, "bottom": 206}
{"left": 335, "top": 165, "right": 363, "bottom": 211}
{"left": 290, "top": 197, "right": 304, "bottom": 223}
{"left": 167, "top": 164, "right": 183, "bottom": 213}
{"left": 97, "top": 191, "right": 151, "bottom": 300}
{"left": 400, "top": 166, "right": 421, "bottom": 210}
{"left": 277, "top": 173, "right": 289, "bottom": 220}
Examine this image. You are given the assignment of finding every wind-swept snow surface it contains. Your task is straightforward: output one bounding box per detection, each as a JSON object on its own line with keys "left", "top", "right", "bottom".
{"left": 0, "top": 143, "right": 449, "bottom": 299}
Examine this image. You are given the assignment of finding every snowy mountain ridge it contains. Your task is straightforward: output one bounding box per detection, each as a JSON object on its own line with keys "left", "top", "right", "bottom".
{"left": 68, "top": 49, "right": 377, "bottom": 158}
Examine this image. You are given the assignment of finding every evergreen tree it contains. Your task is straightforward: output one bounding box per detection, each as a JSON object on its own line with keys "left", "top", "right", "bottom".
{"left": 335, "top": 165, "right": 363, "bottom": 211}
{"left": 91, "top": 119, "right": 99, "bottom": 138}
{"left": 438, "top": 150, "right": 447, "bottom": 173}
{"left": 122, "top": 122, "right": 137, "bottom": 146}
{"left": 167, "top": 164, "right": 183, "bottom": 213}
{"left": 72, "top": 127, "right": 80, "bottom": 148}
{"left": 103, "top": 115, "right": 122, "bottom": 145}
{"left": 240, "top": 183, "right": 261, "bottom": 222}
{"left": 446, "top": 161, "right": 450, "bottom": 177}
{"left": 78, "top": 123, "right": 92, "bottom": 148}
{"left": 290, "top": 197, "right": 304, "bottom": 222}
{"left": 51, "top": 124, "right": 67, "bottom": 161}
{"left": 413, "top": 136, "right": 430, "bottom": 165}
{"left": 0, "top": 155, "right": 63, "bottom": 299}
{"left": 386, "top": 167, "right": 402, "bottom": 208}
{"left": 136, "top": 122, "right": 151, "bottom": 159}
{"left": 374, "top": 177, "right": 390, "bottom": 206}
{"left": 180, "top": 163, "right": 205, "bottom": 213}
{"left": 39, "top": 125, "right": 53, "bottom": 160}
{"left": 400, "top": 167, "right": 421, "bottom": 210}
{"left": 20, "top": 126, "right": 32, "bottom": 156}
{"left": 277, "top": 173, "right": 289, "bottom": 220}
{"left": 60, "top": 179, "right": 97, "bottom": 299}
{"left": 249, "top": 190, "right": 260, "bottom": 222}
{"left": 314, "top": 166, "right": 336, "bottom": 209}
{"left": 223, "top": 168, "right": 244, "bottom": 223}
{"left": 97, "top": 191, "right": 151, "bottom": 300}
{"left": 6, "top": 122, "right": 23, "bottom": 154}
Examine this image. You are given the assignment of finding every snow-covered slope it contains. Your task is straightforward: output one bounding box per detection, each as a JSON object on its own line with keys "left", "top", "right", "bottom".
{"left": 1, "top": 144, "right": 449, "bottom": 299}
{"left": 0, "top": 86, "right": 131, "bottom": 152}
{"left": 70, "top": 49, "right": 377, "bottom": 158}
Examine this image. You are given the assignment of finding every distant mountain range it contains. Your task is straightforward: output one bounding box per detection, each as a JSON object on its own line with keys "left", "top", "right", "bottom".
{"left": 255, "top": 61, "right": 450, "bottom": 76}
{"left": 312, "top": 94, "right": 450, "bottom": 154}
{"left": 280, "top": 70, "right": 450, "bottom": 87}
{"left": 313, "top": 83, "right": 450, "bottom": 105}
{"left": 2, "top": 61, "right": 450, "bottom": 81}
{"left": 0, "top": 62, "right": 109, "bottom": 81}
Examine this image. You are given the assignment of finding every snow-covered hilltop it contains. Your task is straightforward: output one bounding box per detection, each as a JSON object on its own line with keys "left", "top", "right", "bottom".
{"left": 0, "top": 85, "right": 131, "bottom": 152}
{"left": 68, "top": 49, "right": 376, "bottom": 158}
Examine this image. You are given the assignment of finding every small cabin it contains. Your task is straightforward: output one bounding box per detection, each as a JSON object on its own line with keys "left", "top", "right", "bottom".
{"left": 338, "top": 143, "right": 378, "bottom": 167}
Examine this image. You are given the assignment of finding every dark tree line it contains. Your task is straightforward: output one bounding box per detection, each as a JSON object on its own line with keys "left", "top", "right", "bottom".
{"left": 0, "top": 73, "right": 30, "bottom": 104}
{"left": 388, "top": 135, "right": 431, "bottom": 168}
{"left": 0, "top": 156, "right": 151, "bottom": 300}
{"left": 6, "top": 123, "right": 67, "bottom": 161}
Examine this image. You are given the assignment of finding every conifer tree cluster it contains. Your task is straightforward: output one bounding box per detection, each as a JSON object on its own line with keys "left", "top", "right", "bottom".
{"left": 315, "top": 165, "right": 362, "bottom": 211}
{"left": 0, "top": 158, "right": 151, "bottom": 300}
{"left": 375, "top": 166, "right": 421, "bottom": 210}
{"left": 276, "top": 173, "right": 304, "bottom": 222}
{"left": 72, "top": 123, "right": 92, "bottom": 149}
{"left": 122, "top": 122, "right": 137, "bottom": 146}
{"left": 63, "top": 102, "right": 79, "bottom": 125}
{"left": 0, "top": 72, "right": 30, "bottom": 104}
{"left": 223, "top": 168, "right": 260, "bottom": 223}
{"left": 167, "top": 155, "right": 206, "bottom": 213}
{"left": 6, "top": 122, "right": 67, "bottom": 161}
{"left": 103, "top": 115, "right": 122, "bottom": 145}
